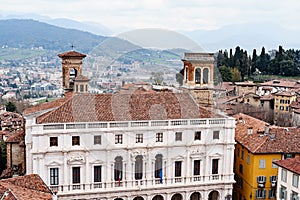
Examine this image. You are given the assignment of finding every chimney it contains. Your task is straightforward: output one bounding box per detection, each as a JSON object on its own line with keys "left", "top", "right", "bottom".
{"left": 264, "top": 123, "right": 270, "bottom": 135}
{"left": 247, "top": 127, "right": 253, "bottom": 134}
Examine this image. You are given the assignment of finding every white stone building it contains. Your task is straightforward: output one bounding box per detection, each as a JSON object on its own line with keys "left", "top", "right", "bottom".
{"left": 274, "top": 157, "right": 300, "bottom": 200}
{"left": 24, "top": 51, "right": 236, "bottom": 200}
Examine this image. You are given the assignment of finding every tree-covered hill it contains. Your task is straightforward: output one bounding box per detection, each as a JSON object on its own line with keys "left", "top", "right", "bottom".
{"left": 0, "top": 19, "right": 106, "bottom": 53}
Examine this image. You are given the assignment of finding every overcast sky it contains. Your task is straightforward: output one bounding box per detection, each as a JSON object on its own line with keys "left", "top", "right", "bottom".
{"left": 1, "top": 0, "right": 300, "bottom": 32}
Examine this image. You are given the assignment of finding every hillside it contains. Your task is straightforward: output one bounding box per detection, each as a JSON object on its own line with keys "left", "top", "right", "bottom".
{"left": 0, "top": 19, "right": 106, "bottom": 53}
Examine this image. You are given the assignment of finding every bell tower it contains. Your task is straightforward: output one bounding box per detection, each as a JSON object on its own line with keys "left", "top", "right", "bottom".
{"left": 181, "top": 53, "right": 215, "bottom": 106}
{"left": 58, "top": 51, "right": 86, "bottom": 92}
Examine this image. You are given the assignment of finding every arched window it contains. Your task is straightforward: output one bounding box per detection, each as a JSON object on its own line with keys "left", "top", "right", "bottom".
{"left": 171, "top": 193, "right": 183, "bottom": 200}
{"left": 155, "top": 154, "right": 163, "bottom": 179}
{"left": 153, "top": 195, "right": 164, "bottom": 200}
{"left": 208, "top": 191, "right": 219, "bottom": 200}
{"left": 203, "top": 68, "right": 209, "bottom": 84}
{"left": 190, "top": 192, "right": 201, "bottom": 200}
{"left": 135, "top": 155, "right": 143, "bottom": 180}
{"left": 195, "top": 68, "right": 201, "bottom": 84}
{"left": 133, "top": 197, "right": 144, "bottom": 200}
{"left": 114, "top": 156, "right": 123, "bottom": 181}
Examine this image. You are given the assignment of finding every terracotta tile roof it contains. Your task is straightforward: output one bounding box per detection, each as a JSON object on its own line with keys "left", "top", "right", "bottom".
{"left": 57, "top": 50, "right": 86, "bottom": 58}
{"left": 23, "top": 92, "right": 74, "bottom": 115}
{"left": 5, "top": 130, "right": 25, "bottom": 143}
{"left": 36, "top": 92, "right": 221, "bottom": 124}
{"left": 233, "top": 113, "right": 300, "bottom": 153}
{"left": 275, "top": 91, "right": 296, "bottom": 97}
{"left": 259, "top": 80, "right": 300, "bottom": 88}
{"left": 273, "top": 157, "right": 300, "bottom": 175}
{"left": 0, "top": 174, "right": 53, "bottom": 200}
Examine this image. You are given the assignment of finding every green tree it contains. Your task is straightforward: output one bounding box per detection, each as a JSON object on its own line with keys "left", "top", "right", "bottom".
{"left": 251, "top": 49, "right": 258, "bottom": 74}
{"left": 218, "top": 65, "right": 233, "bottom": 82}
{"left": 231, "top": 68, "right": 242, "bottom": 82}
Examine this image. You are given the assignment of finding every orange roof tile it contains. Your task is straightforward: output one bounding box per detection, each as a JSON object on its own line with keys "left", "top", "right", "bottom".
{"left": 73, "top": 75, "right": 90, "bottom": 81}
{"left": 273, "top": 157, "right": 300, "bottom": 175}
{"left": 57, "top": 51, "right": 86, "bottom": 58}
{"left": 0, "top": 174, "right": 53, "bottom": 200}
{"left": 233, "top": 113, "right": 300, "bottom": 153}
{"left": 36, "top": 92, "right": 221, "bottom": 124}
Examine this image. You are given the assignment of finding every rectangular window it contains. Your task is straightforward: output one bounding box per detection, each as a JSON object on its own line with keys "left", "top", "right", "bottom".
{"left": 280, "top": 106, "right": 284, "bottom": 110}
{"left": 280, "top": 186, "right": 287, "bottom": 200}
{"left": 246, "top": 155, "right": 250, "bottom": 164}
{"left": 237, "top": 148, "right": 240, "bottom": 157}
{"left": 136, "top": 134, "right": 143, "bottom": 143}
{"left": 72, "top": 136, "right": 80, "bottom": 146}
{"left": 286, "top": 106, "right": 289, "bottom": 111}
{"left": 94, "top": 166, "right": 102, "bottom": 183}
{"left": 72, "top": 167, "right": 80, "bottom": 184}
{"left": 156, "top": 133, "right": 163, "bottom": 142}
{"left": 239, "top": 164, "right": 243, "bottom": 174}
{"left": 175, "top": 132, "right": 182, "bottom": 141}
{"left": 175, "top": 161, "right": 182, "bottom": 177}
{"left": 115, "top": 134, "right": 123, "bottom": 144}
{"left": 293, "top": 174, "right": 299, "bottom": 187}
{"left": 50, "top": 137, "right": 58, "bottom": 147}
{"left": 255, "top": 190, "right": 266, "bottom": 198}
{"left": 194, "top": 131, "right": 201, "bottom": 140}
{"left": 268, "top": 189, "right": 276, "bottom": 198}
{"left": 272, "top": 159, "right": 278, "bottom": 168}
{"left": 193, "top": 160, "right": 200, "bottom": 175}
{"left": 257, "top": 176, "right": 266, "bottom": 183}
{"left": 213, "top": 131, "right": 219, "bottom": 139}
{"left": 291, "top": 192, "right": 299, "bottom": 200}
{"left": 80, "top": 85, "right": 84, "bottom": 92}
{"left": 212, "top": 159, "right": 219, "bottom": 174}
{"left": 50, "top": 168, "right": 59, "bottom": 185}
{"left": 259, "top": 159, "right": 266, "bottom": 168}
{"left": 282, "top": 169, "right": 287, "bottom": 182}
{"left": 241, "top": 151, "right": 244, "bottom": 160}
{"left": 94, "top": 135, "right": 101, "bottom": 145}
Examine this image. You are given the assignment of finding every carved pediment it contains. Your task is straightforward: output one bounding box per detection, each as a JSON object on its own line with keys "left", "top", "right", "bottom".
{"left": 46, "top": 161, "right": 63, "bottom": 166}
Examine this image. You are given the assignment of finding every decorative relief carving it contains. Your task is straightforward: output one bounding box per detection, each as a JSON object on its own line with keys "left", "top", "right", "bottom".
{"left": 67, "top": 153, "right": 85, "bottom": 164}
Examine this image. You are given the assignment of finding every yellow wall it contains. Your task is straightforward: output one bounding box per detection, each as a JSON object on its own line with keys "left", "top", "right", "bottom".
{"left": 234, "top": 143, "right": 282, "bottom": 200}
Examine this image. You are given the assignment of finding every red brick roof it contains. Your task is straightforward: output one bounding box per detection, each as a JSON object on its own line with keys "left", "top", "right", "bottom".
{"left": 273, "top": 157, "right": 300, "bottom": 175}
{"left": 57, "top": 50, "right": 86, "bottom": 58}
{"left": 0, "top": 174, "right": 53, "bottom": 200}
{"left": 234, "top": 113, "right": 300, "bottom": 153}
{"left": 36, "top": 92, "right": 220, "bottom": 124}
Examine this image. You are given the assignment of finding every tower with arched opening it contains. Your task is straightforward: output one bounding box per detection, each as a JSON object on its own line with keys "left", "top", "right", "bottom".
{"left": 181, "top": 53, "right": 215, "bottom": 106}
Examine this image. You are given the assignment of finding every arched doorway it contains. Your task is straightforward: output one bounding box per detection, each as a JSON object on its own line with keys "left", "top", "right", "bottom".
{"left": 153, "top": 195, "right": 164, "bottom": 200}
{"left": 190, "top": 192, "right": 201, "bottom": 200}
{"left": 133, "top": 197, "right": 144, "bottom": 200}
{"left": 114, "top": 198, "right": 124, "bottom": 200}
{"left": 208, "top": 191, "right": 219, "bottom": 200}
{"left": 171, "top": 193, "right": 183, "bottom": 200}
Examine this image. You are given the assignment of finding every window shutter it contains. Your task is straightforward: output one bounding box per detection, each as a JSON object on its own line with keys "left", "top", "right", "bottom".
{"left": 255, "top": 190, "right": 258, "bottom": 198}
{"left": 263, "top": 190, "right": 266, "bottom": 198}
